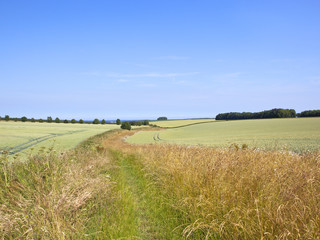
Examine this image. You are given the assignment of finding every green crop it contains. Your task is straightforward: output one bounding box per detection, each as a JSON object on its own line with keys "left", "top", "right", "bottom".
{"left": 0, "top": 121, "right": 119, "bottom": 157}
{"left": 128, "top": 118, "right": 320, "bottom": 152}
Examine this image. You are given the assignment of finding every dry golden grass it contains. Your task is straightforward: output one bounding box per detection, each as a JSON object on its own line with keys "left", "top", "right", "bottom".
{"left": 104, "top": 129, "right": 320, "bottom": 239}
{"left": 0, "top": 136, "right": 112, "bottom": 239}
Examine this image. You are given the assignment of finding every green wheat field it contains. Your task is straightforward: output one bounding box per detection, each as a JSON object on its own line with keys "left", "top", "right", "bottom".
{"left": 0, "top": 121, "right": 119, "bottom": 156}
{"left": 128, "top": 117, "right": 320, "bottom": 152}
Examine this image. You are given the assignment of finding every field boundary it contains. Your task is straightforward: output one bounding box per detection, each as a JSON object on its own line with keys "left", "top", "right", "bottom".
{"left": 152, "top": 120, "right": 217, "bottom": 129}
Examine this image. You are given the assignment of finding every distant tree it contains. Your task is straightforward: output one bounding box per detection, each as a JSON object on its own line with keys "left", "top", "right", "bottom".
{"left": 64, "top": 119, "right": 69, "bottom": 123}
{"left": 14, "top": 118, "right": 18, "bottom": 122}
{"left": 93, "top": 119, "right": 100, "bottom": 124}
{"left": 101, "top": 119, "right": 106, "bottom": 124}
{"left": 216, "top": 108, "right": 296, "bottom": 120}
{"left": 55, "top": 117, "right": 60, "bottom": 123}
{"left": 0, "top": 116, "right": 1, "bottom": 121}
{"left": 299, "top": 110, "right": 320, "bottom": 118}
{"left": 71, "top": 119, "right": 76, "bottom": 124}
{"left": 39, "top": 119, "right": 44, "bottom": 123}
{"left": 47, "top": 116, "right": 53, "bottom": 123}
{"left": 157, "top": 117, "right": 167, "bottom": 121}
{"left": 21, "top": 116, "right": 27, "bottom": 122}
{"left": 116, "top": 119, "right": 121, "bottom": 125}
{"left": 5, "top": 115, "right": 9, "bottom": 121}
{"left": 143, "top": 120, "right": 149, "bottom": 125}
{"left": 79, "top": 119, "right": 84, "bottom": 124}
{"left": 31, "top": 118, "right": 35, "bottom": 122}
{"left": 121, "top": 121, "right": 131, "bottom": 130}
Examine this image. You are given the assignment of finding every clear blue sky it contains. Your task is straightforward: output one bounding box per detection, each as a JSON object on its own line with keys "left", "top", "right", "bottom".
{"left": 1, "top": 0, "right": 319, "bottom": 120}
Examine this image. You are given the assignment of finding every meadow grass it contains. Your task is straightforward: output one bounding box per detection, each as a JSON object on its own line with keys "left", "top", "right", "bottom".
{"left": 2, "top": 127, "right": 320, "bottom": 239}
{"left": 151, "top": 118, "right": 215, "bottom": 128}
{"left": 105, "top": 129, "right": 320, "bottom": 239}
{"left": 0, "top": 121, "right": 119, "bottom": 156}
{"left": 128, "top": 118, "right": 320, "bottom": 152}
{"left": 0, "top": 131, "right": 115, "bottom": 239}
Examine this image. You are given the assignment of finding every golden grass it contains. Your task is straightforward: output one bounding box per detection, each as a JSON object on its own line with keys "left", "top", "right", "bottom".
{"left": 104, "top": 129, "right": 320, "bottom": 239}
{"left": 0, "top": 135, "right": 113, "bottom": 239}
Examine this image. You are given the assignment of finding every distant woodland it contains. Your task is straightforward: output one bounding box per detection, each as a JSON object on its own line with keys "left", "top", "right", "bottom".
{"left": 215, "top": 108, "right": 320, "bottom": 120}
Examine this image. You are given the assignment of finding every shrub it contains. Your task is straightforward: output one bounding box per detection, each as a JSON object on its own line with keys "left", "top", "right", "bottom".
{"left": 93, "top": 119, "right": 100, "bottom": 124}
{"left": 21, "top": 116, "right": 27, "bottom": 122}
{"left": 121, "top": 122, "right": 131, "bottom": 130}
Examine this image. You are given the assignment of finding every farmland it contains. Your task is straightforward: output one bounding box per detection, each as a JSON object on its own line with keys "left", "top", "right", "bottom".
{"left": 0, "top": 121, "right": 119, "bottom": 156}
{"left": 2, "top": 120, "right": 320, "bottom": 239}
{"left": 151, "top": 118, "right": 215, "bottom": 128}
{"left": 128, "top": 117, "right": 320, "bottom": 152}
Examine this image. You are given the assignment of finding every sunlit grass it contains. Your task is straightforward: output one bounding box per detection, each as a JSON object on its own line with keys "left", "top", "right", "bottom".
{"left": 151, "top": 118, "right": 215, "bottom": 128}
{"left": 128, "top": 118, "right": 320, "bottom": 152}
{"left": 106, "top": 130, "right": 320, "bottom": 239}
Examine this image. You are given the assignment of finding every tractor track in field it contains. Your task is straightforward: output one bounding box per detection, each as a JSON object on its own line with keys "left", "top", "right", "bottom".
{"left": 6, "top": 130, "right": 86, "bottom": 155}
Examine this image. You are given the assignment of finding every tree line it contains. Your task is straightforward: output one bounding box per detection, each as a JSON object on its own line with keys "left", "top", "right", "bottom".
{"left": 120, "top": 120, "right": 150, "bottom": 130}
{"left": 215, "top": 108, "right": 320, "bottom": 120}
{"left": 0, "top": 115, "right": 123, "bottom": 125}
{"left": 297, "top": 110, "right": 320, "bottom": 118}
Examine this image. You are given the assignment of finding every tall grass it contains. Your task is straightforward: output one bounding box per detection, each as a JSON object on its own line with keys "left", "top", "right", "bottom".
{"left": 105, "top": 130, "right": 320, "bottom": 239}
{"left": 0, "top": 133, "right": 113, "bottom": 239}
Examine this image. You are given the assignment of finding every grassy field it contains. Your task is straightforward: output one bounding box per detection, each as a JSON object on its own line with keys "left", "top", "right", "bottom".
{"left": 151, "top": 118, "right": 215, "bottom": 128}
{"left": 2, "top": 129, "right": 320, "bottom": 239}
{"left": 128, "top": 118, "right": 320, "bottom": 152}
{"left": 0, "top": 121, "right": 119, "bottom": 156}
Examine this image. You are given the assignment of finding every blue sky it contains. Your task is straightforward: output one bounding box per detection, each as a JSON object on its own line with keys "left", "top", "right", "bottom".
{"left": 1, "top": 0, "right": 319, "bottom": 120}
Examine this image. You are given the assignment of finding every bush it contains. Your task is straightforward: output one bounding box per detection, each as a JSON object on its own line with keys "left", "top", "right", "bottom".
{"left": 93, "top": 119, "right": 100, "bottom": 124}
{"left": 121, "top": 122, "right": 131, "bottom": 130}
{"left": 71, "top": 119, "right": 76, "bottom": 124}
{"left": 116, "top": 119, "right": 121, "bottom": 125}
{"left": 21, "top": 116, "right": 27, "bottom": 122}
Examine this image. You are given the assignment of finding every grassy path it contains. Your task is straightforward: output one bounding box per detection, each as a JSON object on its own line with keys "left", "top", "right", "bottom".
{"left": 106, "top": 150, "right": 184, "bottom": 239}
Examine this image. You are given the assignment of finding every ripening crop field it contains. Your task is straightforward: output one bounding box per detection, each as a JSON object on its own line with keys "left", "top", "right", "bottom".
{"left": 0, "top": 121, "right": 119, "bottom": 156}
{"left": 151, "top": 118, "right": 215, "bottom": 128}
{"left": 128, "top": 117, "right": 320, "bottom": 152}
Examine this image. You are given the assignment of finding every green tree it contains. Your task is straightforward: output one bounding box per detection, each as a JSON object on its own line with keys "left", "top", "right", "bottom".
{"left": 71, "top": 119, "right": 76, "bottom": 124}
{"left": 21, "top": 116, "right": 28, "bottom": 122}
{"left": 5, "top": 115, "right": 9, "bottom": 121}
{"left": 93, "top": 119, "right": 100, "bottom": 124}
{"left": 121, "top": 121, "right": 131, "bottom": 130}
{"left": 31, "top": 118, "right": 35, "bottom": 122}
{"left": 39, "top": 119, "right": 44, "bottom": 123}
{"left": 14, "top": 118, "right": 18, "bottom": 122}
{"left": 79, "top": 119, "right": 84, "bottom": 124}
{"left": 101, "top": 119, "right": 106, "bottom": 124}
{"left": 116, "top": 119, "right": 121, "bottom": 125}
{"left": 47, "top": 116, "right": 53, "bottom": 123}
{"left": 64, "top": 119, "right": 69, "bottom": 123}
{"left": 55, "top": 117, "right": 60, "bottom": 123}
{"left": 157, "top": 117, "right": 167, "bottom": 121}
